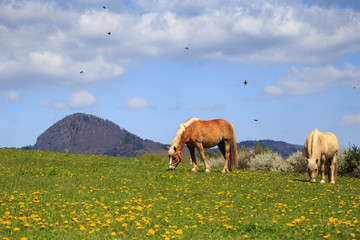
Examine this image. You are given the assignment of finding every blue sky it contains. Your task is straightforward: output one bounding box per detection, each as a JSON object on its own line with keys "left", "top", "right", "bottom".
{"left": 1, "top": 0, "right": 359, "bottom": 149}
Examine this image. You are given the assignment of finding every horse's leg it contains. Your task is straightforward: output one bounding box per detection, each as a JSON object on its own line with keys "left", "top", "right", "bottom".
{"left": 320, "top": 155, "right": 326, "bottom": 184}
{"left": 329, "top": 154, "right": 337, "bottom": 184}
{"left": 197, "top": 144, "right": 211, "bottom": 173}
{"left": 188, "top": 146, "right": 198, "bottom": 172}
{"left": 223, "top": 140, "right": 231, "bottom": 173}
{"left": 218, "top": 141, "right": 229, "bottom": 173}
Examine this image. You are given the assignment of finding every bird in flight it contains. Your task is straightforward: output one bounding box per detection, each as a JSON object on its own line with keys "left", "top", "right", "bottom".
{"left": 107, "top": 32, "right": 111, "bottom": 35}
{"left": 253, "top": 119, "right": 258, "bottom": 122}
{"left": 185, "top": 47, "right": 189, "bottom": 50}
{"left": 102, "top": 6, "right": 106, "bottom": 9}
{"left": 243, "top": 80, "right": 247, "bottom": 86}
{"left": 80, "top": 71, "right": 84, "bottom": 74}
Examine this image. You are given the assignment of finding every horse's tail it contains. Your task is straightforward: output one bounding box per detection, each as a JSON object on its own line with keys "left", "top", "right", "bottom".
{"left": 229, "top": 125, "right": 238, "bottom": 171}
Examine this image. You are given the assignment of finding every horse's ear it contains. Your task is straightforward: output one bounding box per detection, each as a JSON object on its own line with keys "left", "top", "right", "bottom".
{"left": 306, "top": 159, "right": 309, "bottom": 163}
{"left": 167, "top": 146, "right": 170, "bottom": 150}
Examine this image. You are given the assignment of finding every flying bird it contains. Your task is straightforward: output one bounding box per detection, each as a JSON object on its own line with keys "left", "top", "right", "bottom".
{"left": 253, "top": 119, "right": 258, "bottom": 122}
{"left": 243, "top": 80, "right": 247, "bottom": 86}
{"left": 107, "top": 32, "right": 111, "bottom": 35}
{"left": 80, "top": 71, "right": 84, "bottom": 74}
{"left": 185, "top": 47, "right": 189, "bottom": 50}
{"left": 102, "top": 6, "right": 106, "bottom": 9}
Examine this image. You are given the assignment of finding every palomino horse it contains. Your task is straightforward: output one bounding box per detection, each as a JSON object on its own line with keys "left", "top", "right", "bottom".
{"left": 304, "top": 129, "right": 339, "bottom": 184}
{"left": 168, "top": 118, "right": 238, "bottom": 173}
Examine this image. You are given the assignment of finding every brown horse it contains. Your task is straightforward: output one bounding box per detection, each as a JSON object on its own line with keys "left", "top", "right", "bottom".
{"left": 304, "top": 129, "right": 339, "bottom": 184}
{"left": 168, "top": 118, "right": 238, "bottom": 173}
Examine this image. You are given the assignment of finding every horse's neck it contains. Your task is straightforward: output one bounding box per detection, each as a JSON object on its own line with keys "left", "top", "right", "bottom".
{"left": 177, "top": 130, "right": 189, "bottom": 153}
{"left": 311, "top": 132, "right": 322, "bottom": 159}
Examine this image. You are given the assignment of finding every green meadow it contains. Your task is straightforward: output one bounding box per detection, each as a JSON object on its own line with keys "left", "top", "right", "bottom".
{"left": 1, "top": 148, "right": 360, "bottom": 239}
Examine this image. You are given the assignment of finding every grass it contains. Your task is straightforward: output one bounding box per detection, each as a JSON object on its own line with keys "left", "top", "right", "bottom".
{"left": 1, "top": 148, "right": 360, "bottom": 239}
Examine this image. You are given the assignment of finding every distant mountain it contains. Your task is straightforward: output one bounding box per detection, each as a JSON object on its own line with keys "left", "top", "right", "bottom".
{"left": 33, "top": 113, "right": 168, "bottom": 157}
{"left": 31, "top": 113, "right": 303, "bottom": 158}
{"left": 237, "top": 140, "right": 303, "bottom": 157}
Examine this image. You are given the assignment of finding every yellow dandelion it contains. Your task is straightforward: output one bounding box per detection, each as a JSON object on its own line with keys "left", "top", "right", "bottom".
{"left": 111, "top": 232, "right": 116, "bottom": 236}
{"left": 174, "top": 229, "right": 183, "bottom": 235}
{"left": 147, "top": 229, "right": 155, "bottom": 235}
{"left": 323, "top": 234, "right": 331, "bottom": 238}
{"left": 14, "top": 227, "right": 20, "bottom": 231}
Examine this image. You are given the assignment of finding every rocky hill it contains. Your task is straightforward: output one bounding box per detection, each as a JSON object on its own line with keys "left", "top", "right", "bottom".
{"left": 33, "top": 113, "right": 168, "bottom": 157}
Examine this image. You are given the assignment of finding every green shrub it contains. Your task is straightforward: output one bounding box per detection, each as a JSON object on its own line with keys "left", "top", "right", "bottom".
{"left": 341, "top": 144, "right": 360, "bottom": 178}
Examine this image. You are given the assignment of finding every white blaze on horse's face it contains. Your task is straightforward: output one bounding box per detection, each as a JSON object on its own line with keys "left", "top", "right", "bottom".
{"left": 307, "top": 158, "right": 318, "bottom": 183}
{"left": 168, "top": 152, "right": 181, "bottom": 171}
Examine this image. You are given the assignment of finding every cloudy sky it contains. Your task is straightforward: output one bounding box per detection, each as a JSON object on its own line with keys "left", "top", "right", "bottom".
{"left": 1, "top": 0, "right": 359, "bottom": 149}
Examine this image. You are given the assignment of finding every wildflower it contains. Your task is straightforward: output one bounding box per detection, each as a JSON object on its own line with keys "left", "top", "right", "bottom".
{"left": 14, "top": 227, "right": 20, "bottom": 231}
{"left": 174, "top": 229, "right": 183, "bottom": 235}
{"left": 147, "top": 229, "right": 155, "bottom": 236}
{"left": 323, "top": 234, "right": 331, "bottom": 238}
{"left": 111, "top": 232, "right": 116, "bottom": 236}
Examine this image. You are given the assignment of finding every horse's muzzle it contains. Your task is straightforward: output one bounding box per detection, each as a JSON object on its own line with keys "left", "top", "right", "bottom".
{"left": 168, "top": 164, "right": 176, "bottom": 171}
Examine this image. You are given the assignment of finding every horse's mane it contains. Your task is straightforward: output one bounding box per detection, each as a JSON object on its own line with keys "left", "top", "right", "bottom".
{"left": 168, "top": 118, "right": 200, "bottom": 155}
{"left": 311, "top": 128, "right": 321, "bottom": 159}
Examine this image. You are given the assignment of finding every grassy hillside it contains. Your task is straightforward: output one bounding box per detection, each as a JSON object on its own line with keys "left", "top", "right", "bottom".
{"left": 1, "top": 149, "right": 359, "bottom": 239}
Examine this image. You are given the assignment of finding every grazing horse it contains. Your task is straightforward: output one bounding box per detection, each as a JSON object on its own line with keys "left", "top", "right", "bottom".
{"left": 168, "top": 118, "right": 238, "bottom": 173}
{"left": 304, "top": 129, "right": 339, "bottom": 184}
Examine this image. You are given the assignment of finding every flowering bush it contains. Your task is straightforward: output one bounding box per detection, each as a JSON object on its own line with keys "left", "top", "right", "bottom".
{"left": 248, "top": 151, "right": 290, "bottom": 172}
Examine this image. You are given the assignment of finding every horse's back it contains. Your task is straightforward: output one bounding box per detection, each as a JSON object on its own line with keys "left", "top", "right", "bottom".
{"left": 189, "top": 119, "right": 234, "bottom": 146}
{"left": 305, "top": 129, "right": 338, "bottom": 158}
{"left": 320, "top": 132, "right": 339, "bottom": 155}
{"left": 197, "top": 119, "right": 234, "bottom": 135}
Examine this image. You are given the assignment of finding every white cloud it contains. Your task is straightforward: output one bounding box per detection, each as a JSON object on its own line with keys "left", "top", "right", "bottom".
{"left": 67, "top": 90, "right": 97, "bottom": 109}
{"left": 38, "top": 90, "right": 97, "bottom": 110}
{"left": 1, "top": 1, "right": 360, "bottom": 89}
{"left": 125, "top": 97, "right": 149, "bottom": 109}
{"left": 263, "top": 63, "right": 360, "bottom": 97}
{"left": 339, "top": 114, "right": 360, "bottom": 127}
{"left": 2, "top": 90, "right": 21, "bottom": 102}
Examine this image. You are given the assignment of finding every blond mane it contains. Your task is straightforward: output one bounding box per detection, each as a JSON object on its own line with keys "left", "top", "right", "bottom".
{"left": 168, "top": 118, "right": 200, "bottom": 155}
{"left": 311, "top": 128, "right": 321, "bottom": 160}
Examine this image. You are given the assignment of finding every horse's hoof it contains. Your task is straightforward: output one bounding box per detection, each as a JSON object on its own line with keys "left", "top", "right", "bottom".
{"left": 205, "top": 169, "right": 211, "bottom": 173}
{"left": 330, "top": 181, "right": 335, "bottom": 184}
{"left": 222, "top": 169, "right": 229, "bottom": 173}
{"left": 320, "top": 180, "right": 325, "bottom": 184}
{"left": 191, "top": 168, "right": 198, "bottom": 172}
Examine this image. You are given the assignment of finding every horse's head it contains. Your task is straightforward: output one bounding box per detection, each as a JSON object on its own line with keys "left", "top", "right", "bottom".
{"left": 168, "top": 146, "right": 181, "bottom": 171}
{"left": 306, "top": 158, "right": 318, "bottom": 183}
